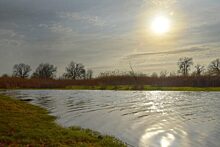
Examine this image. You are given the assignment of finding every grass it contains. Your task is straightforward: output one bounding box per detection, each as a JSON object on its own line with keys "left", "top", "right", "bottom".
{"left": 65, "top": 85, "right": 220, "bottom": 91}
{"left": 143, "top": 86, "right": 220, "bottom": 91}
{"left": 1, "top": 85, "right": 220, "bottom": 91}
{"left": 0, "top": 94, "right": 126, "bottom": 147}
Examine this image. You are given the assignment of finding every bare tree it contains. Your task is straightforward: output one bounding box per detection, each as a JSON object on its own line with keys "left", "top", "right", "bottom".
{"left": 128, "top": 61, "right": 138, "bottom": 85}
{"left": 160, "top": 70, "right": 168, "bottom": 78}
{"left": 13, "top": 63, "right": 31, "bottom": 78}
{"left": 194, "top": 64, "right": 205, "bottom": 76}
{"left": 208, "top": 58, "right": 220, "bottom": 76}
{"left": 178, "top": 57, "right": 193, "bottom": 76}
{"left": 63, "top": 61, "right": 85, "bottom": 80}
{"left": 86, "top": 69, "right": 93, "bottom": 79}
{"left": 32, "top": 63, "right": 57, "bottom": 79}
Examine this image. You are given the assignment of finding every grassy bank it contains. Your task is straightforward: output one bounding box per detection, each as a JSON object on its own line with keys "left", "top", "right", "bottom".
{"left": 65, "top": 85, "right": 220, "bottom": 91}
{"left": 0, "top": 94, "right": 125, "bottom": 146}
{"left": 1, "top": 85, "right": 220, "bottom": 91}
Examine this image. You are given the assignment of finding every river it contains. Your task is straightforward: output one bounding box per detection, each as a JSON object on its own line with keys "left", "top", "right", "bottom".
{"left": 1, "top": 90, "right": 220, "bottom": 147}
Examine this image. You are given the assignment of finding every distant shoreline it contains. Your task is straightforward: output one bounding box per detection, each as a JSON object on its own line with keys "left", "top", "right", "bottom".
{"left": 1, "top": 85, "right": 220, "bottom": 91}
{"left": 1, "top": 76, "right": 220, "bottom": 90}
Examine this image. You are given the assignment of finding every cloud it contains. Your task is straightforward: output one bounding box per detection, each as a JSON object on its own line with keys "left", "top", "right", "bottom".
{"left": 150, "top": 0, "right": 176, "bottom": 7}
{"left": 0, "top": 29, "right": 25, "bottom": 47}
{"left": 0, "top": 0, "right": 220, "bottom": 76}
{"left": 124, "top": 47, "right": 209, "bottom": 60}
{"left": 50, "top": 24, "right": 73, "bottom": 33}
{"left": 60, "top": 12, "right": 106, "bottom": 26}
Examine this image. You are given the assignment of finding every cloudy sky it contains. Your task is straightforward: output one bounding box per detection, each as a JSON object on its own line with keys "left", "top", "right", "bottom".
{"left": 0, "top": 0, "right": 220, "bottom": 76}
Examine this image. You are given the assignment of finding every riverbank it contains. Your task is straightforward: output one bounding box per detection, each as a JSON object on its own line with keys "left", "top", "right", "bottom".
{"left": 0, "top": 94, "right": 125, "bottom": 146}
{"left": 64, "top": 85, "right": 220, "bottom": 91}
{"left": 1, "top": 76, "right": 220, "bottom": 90}
{"left": 1, "top": 85, "right": 220, "bottom": 91}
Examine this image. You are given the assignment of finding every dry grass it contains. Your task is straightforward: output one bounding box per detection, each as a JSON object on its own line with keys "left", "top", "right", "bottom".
{"left": 0, "top": 75, "right": 220, "bottom": 89}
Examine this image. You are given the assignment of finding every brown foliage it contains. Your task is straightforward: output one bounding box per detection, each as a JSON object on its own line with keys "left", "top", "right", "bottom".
{"left": 0, "top": 77, "right": 98, "bottom": 89}
{"left": 0, "top": 75, "right": 219, "bottom": 89}
{"left": 97, "top": 75, "right": 220, "bottom": 87}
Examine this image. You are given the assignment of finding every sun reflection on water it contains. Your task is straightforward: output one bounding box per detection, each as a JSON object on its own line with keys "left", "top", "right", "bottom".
{"left": 160, "top": 133, "right": 175, "bottom": 147}
{"left": 139, "top": 121, "right": 188, "bottom": 147}
{"left": 139, "top": 91, "right": 188, "bottom": 147}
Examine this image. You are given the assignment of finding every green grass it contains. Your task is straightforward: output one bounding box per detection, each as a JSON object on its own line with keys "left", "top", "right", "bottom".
{"left": 65, "top": 85, "right": 220, "bottom": 91}
{"left": 142, "top": 86, "right": 220, "bottom": 91}
{"left": 0, "top": 94, "right": 126, "bottom": 147}
{"left": 1, "top": 85, "right": 220, "bottom": 91}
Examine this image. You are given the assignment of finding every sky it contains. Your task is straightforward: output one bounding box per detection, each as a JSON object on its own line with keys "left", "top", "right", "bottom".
{"left": 0, "top": 0, "right": 220, "bottom": 76}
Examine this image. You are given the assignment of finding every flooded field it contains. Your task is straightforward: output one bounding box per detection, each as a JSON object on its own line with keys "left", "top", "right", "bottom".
{"left": 2, "top": 90, "right": 220, "bottom": 147}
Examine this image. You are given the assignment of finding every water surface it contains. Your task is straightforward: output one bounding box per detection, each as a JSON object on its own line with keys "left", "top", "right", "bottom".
{"left": 1, "top": 90, "right": 220, "bottom": 147}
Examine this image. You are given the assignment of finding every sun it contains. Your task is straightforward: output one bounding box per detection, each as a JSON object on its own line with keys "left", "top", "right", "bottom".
{"left": 151, "top": 15, "right": 171, "bottom": 35}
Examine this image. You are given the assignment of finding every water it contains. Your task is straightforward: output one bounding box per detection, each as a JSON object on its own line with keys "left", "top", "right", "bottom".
{"left": 1, "top": 90, "right": 220, "bottom": 147}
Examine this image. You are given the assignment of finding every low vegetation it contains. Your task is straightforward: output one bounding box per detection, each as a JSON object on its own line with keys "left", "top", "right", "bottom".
{"left": 0, "top": 57, "right": 220, "bottom": 90}
{"left": 0, "top": 76, "right": 220, "bottom": 90}
{"left": 65, "top": 85, "right": 220, "bottom": 91}
{"left": 0, "top": 94, "right": 125, "bottom": 146}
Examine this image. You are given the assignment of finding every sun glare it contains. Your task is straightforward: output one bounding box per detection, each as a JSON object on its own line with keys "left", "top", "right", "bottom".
{"left": 151, "top": 15, "right": 171, "bottom": 35}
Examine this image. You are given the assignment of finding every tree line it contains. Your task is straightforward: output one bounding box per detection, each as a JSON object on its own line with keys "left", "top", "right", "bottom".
{"left": 6, "top": 61, "right": 93, "bottom": 80}
{"left": 98, "top": 57, "right": 220, "bottom": 78}
{"left": 177, "top": 57, "right": 220, "bottom": 76}
{"left": 0, "top": 58, "right": 220, "bottom": 88}
{"left": 1, "top": 57, "right": 220, "bottom": 80}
